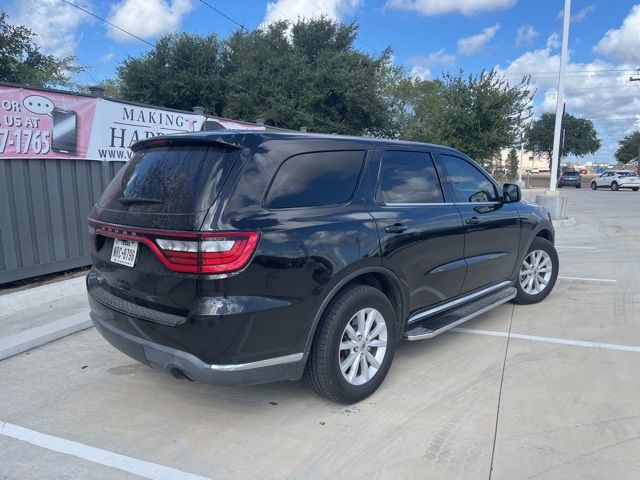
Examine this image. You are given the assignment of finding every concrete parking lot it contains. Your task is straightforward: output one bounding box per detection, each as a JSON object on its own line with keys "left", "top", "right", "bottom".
{"left": 1, "top": 187, "right": 639, "bottom": 480}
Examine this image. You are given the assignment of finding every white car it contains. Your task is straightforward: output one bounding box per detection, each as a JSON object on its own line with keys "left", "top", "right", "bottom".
{"left": 591, "top": 170, "right": 640, "bottom": 191}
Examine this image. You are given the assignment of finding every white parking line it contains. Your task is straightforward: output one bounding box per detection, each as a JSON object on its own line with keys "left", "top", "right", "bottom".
{"left": 453, "top": 328, "right": 640, "bottom": 353}
{"left": 557, "top": 276, "right": 617, "bottom": 283}
{"left": 0, "top": 421, "right": 211, "bottom": 480}
{"left": 556, "top": 246, "right": 596, "bottom": 250}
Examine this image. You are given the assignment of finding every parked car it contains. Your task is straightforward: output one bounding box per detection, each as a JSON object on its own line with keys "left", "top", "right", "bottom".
{"left": 558, "top": 170, "right": 581, "bottom": 188}
{"left": 531, "top": 168, "right": 540, "bottom": 174}
{"left": 579, "top": 168, "right": 588, "bottom": 175}
{"left": 590, "top": 170, "right": 640, "bottom": 191}
{"left": 87, "top": 131, "right": 558, "bottom": 403}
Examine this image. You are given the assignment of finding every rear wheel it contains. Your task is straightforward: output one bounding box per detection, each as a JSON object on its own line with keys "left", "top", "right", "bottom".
{"left": 304, "top": 285, "right": 396, "bottom": 404}
{"left": 514, "top": 237, "right": 559, "bottom": 305}
{"left": 591, "top": 182, "right": 597, "bottom": 190}
{"left": 576, "top": 184, "right": 581, "bottom": 189}
{"left": 632, "top": 188, "right": 639, "bottom": 192}
{"left": 611, "top": 181, "right": 619, "bottom": 191}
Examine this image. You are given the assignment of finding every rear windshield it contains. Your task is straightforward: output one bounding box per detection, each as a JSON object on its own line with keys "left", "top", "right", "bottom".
{"left": 563, "top": 171, "right": 579, "bottom": 176}
{"left": 98, "top": 145, "right": 239, "bottom": 214}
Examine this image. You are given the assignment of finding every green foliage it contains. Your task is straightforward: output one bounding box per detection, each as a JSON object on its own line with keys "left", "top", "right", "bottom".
{"left": 525, "top": 112, "right": 601, "bottom": 167}
{"left": 0, "top": 12, "right": 84, "bottom": 86}
{"left": 117, "top": 32, "right": 225, "bottom": 113}
{"left": 615, "top": 130, "right": 640, "bottom": 164}
{"left": 404, "top": 70, "right": 532, "bottom": 167}
{"left": 506, "top": 147, "right": 519, "bottom": 180}
{"left": 116, "top": 19, "right": 395, "bottom": 134}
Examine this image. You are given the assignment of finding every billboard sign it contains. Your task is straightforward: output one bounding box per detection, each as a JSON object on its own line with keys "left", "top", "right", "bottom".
{"left": 0, "top": 85, "right": 208, "bottom": 161}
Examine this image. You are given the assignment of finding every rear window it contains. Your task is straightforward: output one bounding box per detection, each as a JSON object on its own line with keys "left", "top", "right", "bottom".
{"left": 563, "top": 171, "right": 579, "bottom": 176}
{"left": 98, "top": 145, "right": 239, "bottom": 214}
{"left": 265, "top": 151, "right": 365, "bottom": 209}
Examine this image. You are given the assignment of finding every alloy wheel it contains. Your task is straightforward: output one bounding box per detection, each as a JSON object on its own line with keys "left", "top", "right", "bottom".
{"left": 339, "top": 308, "right": 387, "bottom": 386}
{"left": 519, "top": 250, "right": 553, "bottom": 295}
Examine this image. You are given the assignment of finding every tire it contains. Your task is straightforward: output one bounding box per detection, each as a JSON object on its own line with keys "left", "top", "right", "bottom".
{"left": 304, "top": 284, "right": 396, "bottom": 404}
{"left": 514, "top": 237, "right": 559, "bottom": 305}
{"left": 632, "top": 188, "right": 639, "bottom": 192}
{"left": 611, "top": 182, "right": 619, "bottom": 191}
{"left": 591, "top": 182, "right": 597, "bottom": 190}
{"left": 576, "top": 184, "right": 581, "bottom": 189}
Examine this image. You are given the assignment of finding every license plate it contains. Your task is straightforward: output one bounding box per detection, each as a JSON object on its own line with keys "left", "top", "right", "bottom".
{"left": 110, "top": 238, "right": 139, "bottom": 268}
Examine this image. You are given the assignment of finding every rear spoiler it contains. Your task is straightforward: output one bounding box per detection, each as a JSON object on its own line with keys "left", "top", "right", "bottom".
{"left": 131, "top": 136, "right": 242, "bottom": 152}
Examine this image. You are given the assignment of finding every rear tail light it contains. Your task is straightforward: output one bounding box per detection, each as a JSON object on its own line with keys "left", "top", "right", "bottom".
{"left": 92, "top": 221, "right": 259, "bottom": 274}
{"left": 154, "top": 233, "right": 259, "bottom": 273}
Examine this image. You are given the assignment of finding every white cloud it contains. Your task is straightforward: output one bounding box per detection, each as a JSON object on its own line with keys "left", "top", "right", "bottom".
{"left": 8, "top": 0, "right": 92, "bottom": 58}
{"left": 457, "top": 24, "right": 500, "bottom": 56}
{"left": 100, "top": 53, "right": 115, "bottom": 63}
{"left": 385, "top": 0, "right": 516, "bottom": 16}
{"left": 594, "top": 4, "right": 640, "bottom": 64}
{"left": 546, "top": 33, "right": 560, "bottom": 50}
{"left": 107, "top": 0, "right": 194, "bottom": 42}
{"left": 261, "top": 0, "right": 361, "bottom": 27}
{"left": 515, "top": 25, "right": 538, "bottom": 47}
{"left": 496, "top": 47, "right": 640, "bottom": 164}
{"left": 557, "top": 4, "right": 596, "bottom": 23}
{"left": 409, "top": 49, "right": 455, "bottom": 79}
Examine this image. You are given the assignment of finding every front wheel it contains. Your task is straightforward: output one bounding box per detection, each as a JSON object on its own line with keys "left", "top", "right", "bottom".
{"left": 514, "top": 237, "right": 559, "bottom": 305}
{"left": 304, "top": 285, "right": 396, "bottom": 404}
{"left": 611, "top": 182, "right": 619, "bottom": 191}
{"left": 591, "top": 182, "right": 597, "bottom": 190}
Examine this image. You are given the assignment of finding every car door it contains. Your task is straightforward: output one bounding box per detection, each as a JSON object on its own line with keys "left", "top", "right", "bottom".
{"left": 366, "top": 149, "right": 466, "bottom": 313}
{"left": 596, "top": 173, "right": 611, "bottom": 187}
{"left": 435, "top": 153, "right": 521, "bottom": 294}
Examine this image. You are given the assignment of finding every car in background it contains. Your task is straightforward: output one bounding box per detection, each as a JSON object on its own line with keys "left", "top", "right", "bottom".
{"left": 530, "top": 168, "right": 540, "bottom": 174}
{"left": 591, "top": 171, "right": 640, "bottom": 191}
{"left": 558, "top": 170, "right": 581, "bottom": 188}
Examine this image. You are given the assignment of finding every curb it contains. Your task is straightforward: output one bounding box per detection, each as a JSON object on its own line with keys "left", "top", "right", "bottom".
{"left": 553, "top": 217, "right": 576, "bottom": 227}
{"left": 0, "top": 276, "right": 86, "bottom": 317}
{"left": 0, "top": 311, "right": 92, "bottom": 361}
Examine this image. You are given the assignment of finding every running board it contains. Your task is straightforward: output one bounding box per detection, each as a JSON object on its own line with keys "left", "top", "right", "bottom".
{"left": 404, "top": 287, "right": 517, "bottom": 341}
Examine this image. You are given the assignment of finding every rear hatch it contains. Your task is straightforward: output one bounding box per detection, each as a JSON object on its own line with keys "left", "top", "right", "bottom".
{"left": 88, "top": 139, "right": 243, "bottom": 317}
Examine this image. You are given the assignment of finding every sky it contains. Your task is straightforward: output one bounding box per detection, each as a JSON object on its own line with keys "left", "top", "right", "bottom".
{"left": 5, "top": 0, "right": 640, "bottom": 164}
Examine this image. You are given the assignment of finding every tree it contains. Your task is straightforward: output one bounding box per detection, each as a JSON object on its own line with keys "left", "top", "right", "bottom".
{"left": 506, "top": 147, "right": 519, "bottom": 179}
{"left": 525, "top": 112, "right": 601, "bottom": 168}
{"left": 117, "top": 32, "right": 225, "bottom": 114}
{"left": 222, "top": 19, "right": 395, "bottom": 134}
{"left": 0, "top": 12, "right": 83, "bottom": 86}
{"left": 615, "top": 130, "right": 640, "bottom": 164}
{"left": 406, "top": 70, "right": 532, "bottom": 167}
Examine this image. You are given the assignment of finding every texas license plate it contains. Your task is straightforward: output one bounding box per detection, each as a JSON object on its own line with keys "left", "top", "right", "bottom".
{"left": 110, "top": 238, "right": 139, "bottom": 268}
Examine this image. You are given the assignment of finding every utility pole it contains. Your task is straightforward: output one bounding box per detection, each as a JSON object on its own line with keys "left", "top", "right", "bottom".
{"left": 550, "top": 0, "right": 571, "bottom": 192}
{"left": 631, "top": 70, "right": 640, "bottom": 174}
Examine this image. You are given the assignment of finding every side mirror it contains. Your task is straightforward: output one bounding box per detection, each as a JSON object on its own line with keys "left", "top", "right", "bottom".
{"left": 503, "top": 183, "right": 521, "bottom": 203}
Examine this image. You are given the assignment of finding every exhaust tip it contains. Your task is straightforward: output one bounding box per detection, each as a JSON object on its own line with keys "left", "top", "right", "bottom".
{"left": 169, "top": 367, "right": 193, "bottom": 381}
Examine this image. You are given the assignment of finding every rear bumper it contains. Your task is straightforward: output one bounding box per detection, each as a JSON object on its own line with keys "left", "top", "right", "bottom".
{"left": 87, "top": 269, "right": 307, "bottom": 385}
{"left": 91, "top": 311, "right": 304, "bottom": 385}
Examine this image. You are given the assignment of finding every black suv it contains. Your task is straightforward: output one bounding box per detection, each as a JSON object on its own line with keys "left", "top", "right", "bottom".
{"left": 87, "top": 131, "right": 558, "bottom": 403}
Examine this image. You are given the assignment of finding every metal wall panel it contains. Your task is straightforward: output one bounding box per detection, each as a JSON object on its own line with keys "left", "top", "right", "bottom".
{"left": 0, "top": 159, "right": 125, "bottom": 284}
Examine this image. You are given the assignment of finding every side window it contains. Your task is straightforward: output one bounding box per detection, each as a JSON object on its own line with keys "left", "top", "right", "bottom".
{"left": 379, "top": 151, "right": 444, "bottom": 204}
{"left": 440, "top": 154, "right": 499, "bottom": 203}
{"left": 266, "top": 150, "right": 365, "bottom": 208}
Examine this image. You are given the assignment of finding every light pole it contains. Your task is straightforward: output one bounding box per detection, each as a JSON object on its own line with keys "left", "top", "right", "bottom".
{"left": 549, "top": 0, "right": 571, "bottom": 192}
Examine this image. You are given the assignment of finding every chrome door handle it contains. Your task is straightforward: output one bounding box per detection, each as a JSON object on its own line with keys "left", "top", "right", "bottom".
{"left": 385, "top": 224, "right": 408, "bottom": 234}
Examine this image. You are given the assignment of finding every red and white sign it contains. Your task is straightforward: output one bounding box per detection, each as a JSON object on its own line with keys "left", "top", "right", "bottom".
{"left": 0, "top": 85, "right": 264, "bottom": 161}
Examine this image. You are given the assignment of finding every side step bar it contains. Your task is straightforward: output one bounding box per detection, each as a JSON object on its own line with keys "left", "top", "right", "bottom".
{"left": 404, "top": 287, "right": 517, "bottom": 341}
